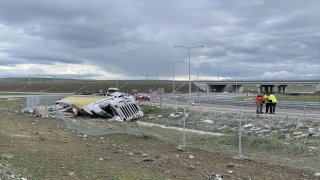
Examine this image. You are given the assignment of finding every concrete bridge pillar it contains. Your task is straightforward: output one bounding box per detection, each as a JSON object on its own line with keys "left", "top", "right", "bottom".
{"left": 256, "top": 84, "right": 261, "bottom": 93}
{"left": 262, "top": 86, "right": 269, "bottom": 93}
{"left": 261, "top": 85, "right": 274, "bottom": 94}
{"left": 269, "top": 85, "right": 275, "bottom": 93}
{"left": 277, "top": 85, "right": 287, "bottom": 93}
{"left": 277, "top": 86, "right": 281, "bottom": 93}
{"left": 316, "top": 82, "right": 320, "bottom": 92}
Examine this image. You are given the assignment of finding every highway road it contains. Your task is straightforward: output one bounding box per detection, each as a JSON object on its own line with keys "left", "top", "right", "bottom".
{"left": 141, "top": 94, "right": 320, "bottom": 118}
{"left": 1, "top": 93, "right": 319, "bottom": 118}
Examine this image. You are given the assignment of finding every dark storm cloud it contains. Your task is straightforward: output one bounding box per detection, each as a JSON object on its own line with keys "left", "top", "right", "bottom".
{"left": 1, "top": 1, "right": 141, "bottom": 48}
{"left": 0, "top": 58, "right": 27, "bottom": 66}
{"left": 0, "top": 0, "right": 319, "bottom": 80}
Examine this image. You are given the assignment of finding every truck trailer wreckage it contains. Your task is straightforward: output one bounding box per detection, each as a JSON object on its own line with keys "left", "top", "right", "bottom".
{"left": 22, "top": 92, "right": 145, "bottom": 122}
{"left": 22, "top": 92, "right": 144, "bottom": 136}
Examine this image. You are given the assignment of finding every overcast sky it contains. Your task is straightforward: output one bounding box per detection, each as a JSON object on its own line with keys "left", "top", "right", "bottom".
{"left": 0, "top": 0, "right": 319, "bottom": 81}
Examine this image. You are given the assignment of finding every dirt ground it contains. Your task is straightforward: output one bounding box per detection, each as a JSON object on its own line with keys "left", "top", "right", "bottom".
{"left": 0, "top": 98, "right": 319, "bottom": 180}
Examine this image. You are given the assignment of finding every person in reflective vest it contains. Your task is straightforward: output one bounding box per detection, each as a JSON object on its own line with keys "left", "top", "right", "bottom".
{"left": 266, "top": 93, "right": 277, "bottom": 114}
{"left": 264, "top": 94, "right": 271, "bottom": 113}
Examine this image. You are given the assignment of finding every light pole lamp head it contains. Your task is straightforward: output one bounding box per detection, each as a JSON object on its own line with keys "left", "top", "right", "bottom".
{"left": 174, "top": 46, "right": 204, "bottom": 49}
{"left": 190, "top": 46, "right": 205, "bottom": 49}
{"left": 164, "top": 61, "right": 183, "bottom": 64}
{"left": 174, "top": 46, "right": 188, "bottom": 49}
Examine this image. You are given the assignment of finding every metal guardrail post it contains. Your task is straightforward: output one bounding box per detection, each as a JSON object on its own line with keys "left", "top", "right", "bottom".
{"left": 45, "top": 97, "right": 48, "bottom": 117}
{"left": 238, "top": 111, "right": 242, "bottom": 158}
{"left": 182, "top": 107, "right": 186, "bottom": 147}
{"left": 303, "top": 97, "right": 306, "bottom": 118}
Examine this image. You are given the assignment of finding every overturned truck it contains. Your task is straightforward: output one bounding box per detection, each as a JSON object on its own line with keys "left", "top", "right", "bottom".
{"left": 82, "top": 92, "right": 144, "bottom": 121}
{"left": 23, "top": 92, "right": 144, "bottom": 121}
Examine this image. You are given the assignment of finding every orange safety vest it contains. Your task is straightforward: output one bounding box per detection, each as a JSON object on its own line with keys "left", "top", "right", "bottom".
{"left": 255, "top": 95, "right": 264, "bottom": 104}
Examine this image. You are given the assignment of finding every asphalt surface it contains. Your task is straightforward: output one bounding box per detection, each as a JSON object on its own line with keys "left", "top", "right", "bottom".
{"left": 141, "top": 95, "right": 320, "bottom": 118}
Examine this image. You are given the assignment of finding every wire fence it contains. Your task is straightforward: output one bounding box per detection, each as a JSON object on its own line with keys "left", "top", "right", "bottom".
{"left": 24, "top": 95, "right": 320, "bottom": 173}
{"left": 139, "top": 106, "right": 320, "bottom": 173}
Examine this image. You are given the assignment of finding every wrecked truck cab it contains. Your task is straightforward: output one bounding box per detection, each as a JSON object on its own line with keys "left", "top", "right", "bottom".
{"left": 106, "top": 87, "right": 119, "bottom": 96}
{"left": 83, "top": 93, "right": 144, "bottom": 121}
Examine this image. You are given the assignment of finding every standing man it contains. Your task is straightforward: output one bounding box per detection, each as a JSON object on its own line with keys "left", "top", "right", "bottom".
{"left": 266, "top": 93, "right": 277, "bottom": 114}
{"left": 255, "top": 94, "right": 265, "bottom": 114}
{"left": 264, "top": 94, "right": 271, "bottom": 113}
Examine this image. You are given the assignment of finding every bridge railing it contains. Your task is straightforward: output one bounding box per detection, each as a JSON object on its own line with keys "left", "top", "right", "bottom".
{"left": 277, "top": 101, "right": 320, "bottom": 110}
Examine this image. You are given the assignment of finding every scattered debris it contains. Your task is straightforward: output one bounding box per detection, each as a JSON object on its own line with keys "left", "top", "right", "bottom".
{"left": 0, "top": 153, "right": 14, "bottom": 160}
{"left": 143, "top": 158, "right": 154, "bottom": 162}
{"left": 225, "top": 163, "right": 235, "bottom": 168}
{"left": 0, "top": 163, "right": 27, "bottom": 180}
{"left": 209, "top": 172, "right": 224, "bottom": 180}
{"left": 176, "top": 145, "right": 184, "bottom": 152}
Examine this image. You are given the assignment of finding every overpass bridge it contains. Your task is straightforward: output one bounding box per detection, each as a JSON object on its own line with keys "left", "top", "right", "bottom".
{"left": 204, "top": 80, "right": 320, "bottom": 93}
{"left": 112, "top": 79, "right": 320, "bottom": 93}
{"left": 106, "top": 79, "right": 320, "bottom": 94}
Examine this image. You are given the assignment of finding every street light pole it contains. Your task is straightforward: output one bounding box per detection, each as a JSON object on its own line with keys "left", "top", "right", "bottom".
{"left": 218, "top": 64, "right": 219, "bottom": 81}
{"left": 191, "top": 68, "right": 204, "bottom": 118}
{"left": 164, "top": 61, "right": 183, "bottom": 94}
{"left": 191, "top": 68, "right": 204, "bottom": 95}
{"left": 236, "top": 76, "right": 238, "bottom": 93}
{"left": 174, "top": 46, "right": 204, "bottom": 94}
{"left": 233, "top": 73, "right": 240, "bottom": 93}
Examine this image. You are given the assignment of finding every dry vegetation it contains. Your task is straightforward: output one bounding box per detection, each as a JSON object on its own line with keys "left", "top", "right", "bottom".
{"left": 0, "top": 98, "right": 319, "bottom": 180}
